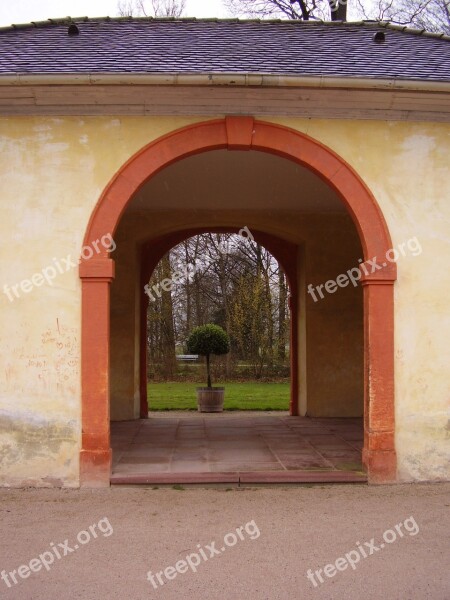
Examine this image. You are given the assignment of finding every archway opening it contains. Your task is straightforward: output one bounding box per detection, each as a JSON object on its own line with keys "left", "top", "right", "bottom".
{"left": 145, "top": 232, "right": 292, "bottom": 412}
{"left": 80, "top": 118, "right": 396, "bottom": 487}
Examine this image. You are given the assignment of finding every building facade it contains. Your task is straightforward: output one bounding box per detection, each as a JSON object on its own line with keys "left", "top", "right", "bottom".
{"left": 0, "top": 18, "right": 449, "bottom": 486}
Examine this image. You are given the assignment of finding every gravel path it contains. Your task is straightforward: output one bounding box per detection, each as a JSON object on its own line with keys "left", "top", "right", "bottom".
{"left": 0, "top": 483, "right": 449, "bottom": 599}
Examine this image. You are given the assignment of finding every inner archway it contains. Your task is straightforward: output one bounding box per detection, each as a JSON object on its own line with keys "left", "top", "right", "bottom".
{"left": 80, "top": 117, "right": 397, "bottom": 486}
{"left": 144, "top": 233, "right": 293, "bottom": 412}
{"left": 139, "top": 228, "right": 298, "bottom": 417}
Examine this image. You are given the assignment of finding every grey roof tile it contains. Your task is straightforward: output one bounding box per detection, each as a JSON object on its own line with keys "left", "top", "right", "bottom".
{"left": 0, "top": 17, "right": 449, "bottom": 81}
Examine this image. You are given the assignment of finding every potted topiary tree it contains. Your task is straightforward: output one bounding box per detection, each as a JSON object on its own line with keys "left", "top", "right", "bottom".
{"left": 186, "top": 324, "right": 230, "bottom": 412}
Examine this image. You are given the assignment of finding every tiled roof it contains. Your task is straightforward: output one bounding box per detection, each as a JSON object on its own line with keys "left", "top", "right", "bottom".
{"left": 1, "top": 17, "right": 449, "bottom": 81}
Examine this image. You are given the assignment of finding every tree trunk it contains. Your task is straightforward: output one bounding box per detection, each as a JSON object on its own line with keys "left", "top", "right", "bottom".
{"left": 216, "top": 235, "right": 232, "bottom": 378}
{"left": 329, "top": 1, "right": 347, "bottom": 21}
{"left": 296, "top": 0, "right": 311, "bottom": 20}
{"left": 278, "top": 269, "right": 287, "bottom": 361}
{"left": 184, "top": 241, "right": 192, "bottom": 339}
{"left": 206, "top": 353, "right": 212, "bottom": 388}
{"left": 160, "top": 255, "right": 176, "bottom": 379}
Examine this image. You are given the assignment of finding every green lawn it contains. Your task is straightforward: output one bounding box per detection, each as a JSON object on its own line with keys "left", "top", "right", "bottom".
{"left": 148, "top": 382, "right": 290, "bottom": 411}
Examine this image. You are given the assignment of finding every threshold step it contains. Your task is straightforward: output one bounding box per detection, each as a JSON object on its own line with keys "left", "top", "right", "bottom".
{"left": 110, "top": 470, "right": 367, "bottom": 485}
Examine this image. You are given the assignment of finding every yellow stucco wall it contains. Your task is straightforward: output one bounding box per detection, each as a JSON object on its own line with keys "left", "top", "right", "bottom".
{"left": 0, "top": 115, "right": 449, "bottom": 485}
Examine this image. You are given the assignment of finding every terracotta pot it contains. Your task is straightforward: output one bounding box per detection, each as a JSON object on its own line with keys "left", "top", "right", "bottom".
{"left": 196, "top": 387, "right": 225, "bottom": 413}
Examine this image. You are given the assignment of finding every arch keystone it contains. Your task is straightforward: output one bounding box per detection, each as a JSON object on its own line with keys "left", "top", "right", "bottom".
{"left": 226, "top": 116, "right": 255, "bottom": 150}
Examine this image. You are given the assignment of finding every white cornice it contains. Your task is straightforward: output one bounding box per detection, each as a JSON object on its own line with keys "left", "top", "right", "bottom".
{"left": 0, "top": 73, "right": 449, "bottom": 93}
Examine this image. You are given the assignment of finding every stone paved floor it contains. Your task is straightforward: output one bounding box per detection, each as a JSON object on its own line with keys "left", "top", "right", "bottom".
{"left": 111, "top": 413, "right": 365, "bottom": 483}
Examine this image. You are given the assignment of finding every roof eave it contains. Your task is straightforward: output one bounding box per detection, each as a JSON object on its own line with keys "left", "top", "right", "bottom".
{"left": 1, "top": 73, "right": 449, "bottom": 92}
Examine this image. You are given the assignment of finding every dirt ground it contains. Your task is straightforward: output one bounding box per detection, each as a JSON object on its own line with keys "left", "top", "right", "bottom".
{"left": 0, "top": 483, "right": 449, "bottom": 600}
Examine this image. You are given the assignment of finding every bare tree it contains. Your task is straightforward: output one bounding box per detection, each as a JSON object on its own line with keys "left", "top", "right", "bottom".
{"left": 147, "top": 233, "right": 290, "bottom": 381}
{"left": 225, "top": 0, "right": 348, "bottom": 21}
{"left": 147, "top": 255, "right": 177, "bottom": 380}
{"left": 228, "top": 270, "right": 274, "bottom": 379}
{"left": 118, "top": 0, "right": 186, "bottom": 17}
{"left": 226, "top": 0, "right": 449, "bottom": 32}
{"left": 356, "top": 0, "right": 450, "bottom": 34}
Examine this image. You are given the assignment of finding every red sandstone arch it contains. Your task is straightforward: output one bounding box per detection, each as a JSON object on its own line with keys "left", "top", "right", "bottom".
{"left": 79, "top": 117, "right": 397, "bottom": 486}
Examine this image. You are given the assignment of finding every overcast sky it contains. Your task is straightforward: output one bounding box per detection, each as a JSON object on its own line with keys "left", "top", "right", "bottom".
{"left": 0, "top": 0, "right": 228, "bottom": 26}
